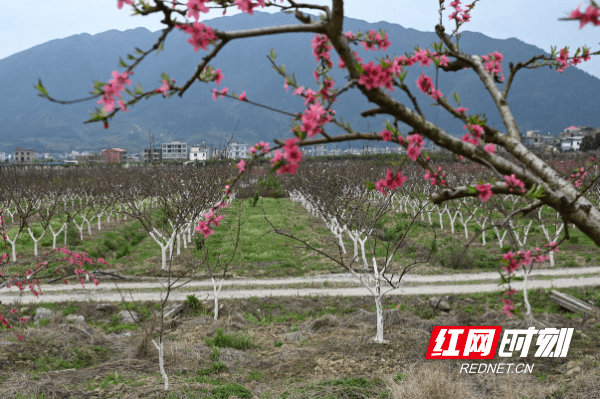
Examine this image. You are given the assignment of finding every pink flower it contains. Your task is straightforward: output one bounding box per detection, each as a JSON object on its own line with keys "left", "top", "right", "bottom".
{"left": 416, "top": 73, "right": 433, "bottom": 94}
{"left": 570, "top": 4, "right": 600, "bottom": 29}
{"left": 238, "top": 91, "right": 247, "bottom": 101}
{"left": 454, "top": 106, "right": 468, "bottom": 114}
{"left": 504, "top": 174, "right": 526, "bottom": 193}
{"left": 476, "top": 183, "right": 493, "bottom": 202}
{"left": 236, "top": 159, "right": 246, "bottom": 173}
{"left": 484, "top": 143, "right": 495, "bottom": 154}
{"left": 380, "top": 129, "right": 393, "bottom": 141}
{"left": 187, "top": 0, "right": 209, "bottom": 20}
{"left": 10, "top": 309, "right": 17, "bottom": 314}
{"left": 311, "top": 34, "right": 333, "bottom": 68}
{"left": 156, "top": 79, "right": 170, "bottom": 98}
{"left": 375, "top": 169, "right": 407, "bottom": 195}
{"left": 300, "top": 103, "right": 332, "bottom": 138}
{"left": 178, "top": 22, "right": 217, "bottom": 52}
{"left": 406, "top": 133, "right": 425, "bottom": 161}
{"left": 362, "top": 29, "right": 391, "bottom": 51}
{"left": 358, "top": 61, "right": 394, "bottom": 91}
{"left": 283, "top": 138, "right": 302, "bottom": 164}
{"left": 293, "top": 86, "right": 304, "bottom": 96}
{"left": 214, "top": 69, "right": 224, "bottom": 85}
{"left": 505, "top": 289, "right": 518, "bottom": 296}
{"left": 502, "top": 299, "right": 514, "bottom": 317}
{"left": 117, "top": 0, "right": 134, "bottom": 10}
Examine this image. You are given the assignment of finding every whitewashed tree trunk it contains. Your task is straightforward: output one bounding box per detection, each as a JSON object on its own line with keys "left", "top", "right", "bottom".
{"left": 149, "top": 229, "right": 177, "bottom": 270}
{"left": 493, "top": 226, "right": 508, "bottom": 248}
{"left": 151, "top": 338, "right": 169, "bottom": 391}
{"left": 211, "top": 276, "right": 225, "bottom": 321}
{"left": 540, "top": 223, "right": 564, "bottom": 267}
{"left": 458, "top": 211, "right": 474, "bottom": 239}
{"left": 27, "top": 227, "right": 46, "bottom": 257}
{"left": 447, "top": 210, "right": 459, "bottom": 234}
{"left": 5, "top": 230, "right": 20, "bottom": 262}
{"left": 49, "top": 223, "right": 67, "bottom": 250}
{"left": 73, "top": 218, "right": 86, "bottom": 240}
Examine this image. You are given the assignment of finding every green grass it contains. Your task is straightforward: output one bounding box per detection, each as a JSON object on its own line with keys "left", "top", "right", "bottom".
{"left": 210, "top": 383, "right": 252, "bottom": 399}
{"left": 205, "top": 328, "right": 254, "bottom": 350}
{"left": 280, "top": 377, "right": 390, "bottom": 399}
{"left": 191, "top": 198, "right": 334, "bottom": 278}
{"left": 197, "top": 361, "right": 227, "bottom": 376}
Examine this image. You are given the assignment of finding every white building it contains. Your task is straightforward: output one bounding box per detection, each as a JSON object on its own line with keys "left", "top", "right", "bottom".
{"left": 190, "top": 143, "right": 210, "bottom": 161}
{"left": 226, "top": 142, "right": 248, "bottom": 159}
{"left": 561, "top": 136, "right": 583, "bottom": 152}
{"left": 0, "top": 152, "right": 6, "bottom": 162}
{"left": 161, "top": 140, "right": 188, "bottom": 161}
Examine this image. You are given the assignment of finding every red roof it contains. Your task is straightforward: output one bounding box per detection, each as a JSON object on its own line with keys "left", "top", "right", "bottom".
{"left": 566, "top": 125, "right": 578, "bottom": 130}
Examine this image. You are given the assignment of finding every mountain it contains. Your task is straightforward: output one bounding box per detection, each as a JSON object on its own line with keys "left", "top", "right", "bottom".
{"left": 1, "top": 11, "right": 599, "bottom": 153}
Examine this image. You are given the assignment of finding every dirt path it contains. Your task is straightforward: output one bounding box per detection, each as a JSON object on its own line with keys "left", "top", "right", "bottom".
{"left": 2, "top": 266, "right": 600, "bottom": 305}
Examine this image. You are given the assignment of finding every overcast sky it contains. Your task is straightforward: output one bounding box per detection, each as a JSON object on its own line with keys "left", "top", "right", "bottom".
{"left": 2, "top": 0, "right": 599, "bottom": 78}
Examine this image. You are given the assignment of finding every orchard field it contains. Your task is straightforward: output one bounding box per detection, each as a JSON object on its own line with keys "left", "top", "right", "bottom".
{"left": 1, "top": 153, "right": 600, "bottom": 398}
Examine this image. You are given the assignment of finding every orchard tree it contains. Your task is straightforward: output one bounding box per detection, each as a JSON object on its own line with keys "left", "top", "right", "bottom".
{"left": 36, "top": 0, "right": 600, "bottom": 316}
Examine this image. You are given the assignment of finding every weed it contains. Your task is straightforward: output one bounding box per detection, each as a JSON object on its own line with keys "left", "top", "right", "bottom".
{"left": 246, "top": 370, "right": 264, "bottom": 382}
{"left": 210, "top": 382, "right": 252, "bottom": 399}
{"left": 186, "top": 294, "right": 202, "bottom": 309}
{"left": 274, "top": 341, "right": 283, "bottom": 348}
{"left": 62, "top": 302, "right": 79, "bottom": 316}
{"left": 197, "top": 361, "right": 227, "bottom": 376}
{"left": 205, "top": 328, "right": 253, "bottom": 350}
{"left": 209, "top": 346, "right": 221, "bottom": 361}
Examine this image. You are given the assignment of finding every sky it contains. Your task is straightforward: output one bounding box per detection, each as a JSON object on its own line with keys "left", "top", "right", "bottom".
{"left": 2, "top": 0, "right": 599, "bottom": 79}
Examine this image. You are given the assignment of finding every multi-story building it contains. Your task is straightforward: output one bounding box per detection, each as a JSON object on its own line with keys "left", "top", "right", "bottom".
{"left": 14, "top": 147, "right": 34, "bottom": 163}
{"left": 142, "top": 147, "right": 162, "bottom": 162}
{"left": 161, "top": 140, "right": 188, "bottom": 161}
{"left": 102, "top": 148, "right": 128, "bottom": 163}
{"left": 190, "top": 144, "right": 210, "bottom": 161}
{"left": 561, "top": 136, "right": 584, "bottom": 152}
{"left": 226, "top": 142, "right": 248, "bottom": 159}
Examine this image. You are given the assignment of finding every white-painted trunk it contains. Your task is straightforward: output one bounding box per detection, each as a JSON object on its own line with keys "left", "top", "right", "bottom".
{"left": 373, "top": 294, "right": 385, "bottom": 343}
{"left": 152, "top": 338, "right": 169, "bottom": 391}
{"left": 49, "top": 223, "right": 67, "bottom": 250}
{"left": 27, "top": 227, "right": 46, "bottom": 257}
{"left": 5, "top": 231, "right": 20, "bottom": 262}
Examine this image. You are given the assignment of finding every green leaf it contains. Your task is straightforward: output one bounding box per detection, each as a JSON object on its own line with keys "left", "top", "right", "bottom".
{"left": 453, "top": 92, "right": 460, "bottom": 105}
{"left": 269, "top": 48, "right": 277, "bottom": 60}
{"left": 283, "top": 10, "right": 293, "bottom": 14}
{"left": 127, "top": 54, "right": 136, "bottom": 60}
{"left": 157, "top": 41, "right": 165, "bottom": 55}
{"left": 33, "top": 79, "right": 48, "bottom": 97}
{"left": 365, "top": 180, "right": 376, "bottom": 191}
{"left": 119, "top": 57, "right": 129, "bottom": 68}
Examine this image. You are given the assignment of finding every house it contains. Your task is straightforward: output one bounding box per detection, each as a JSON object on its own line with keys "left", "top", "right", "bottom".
{"left": 102, "top": 148, "right": 128, "bottom": 163}
{"left": 142, "top": 147, "right": 162, "bottom": 162}
{"left": 311, "top": 144, "right": 328, "bottom": 157}
{"left": 14, "top": 147, "right": 34, "bottom": 163}
{"left": 189, "top": 143, "right": 210, "bottom": 161}
{"left": 226, "top": 142, "right": 248, "bottom": 159}
{"left": 161, "top": 140, "right": 188, "bottom": 161}
{"left": 76, "top": 153, "right": 104, "bottom": 164}
{"left": 561, "top": 136, "right": 584, "bottom": 152}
